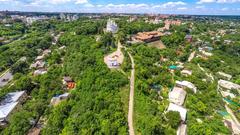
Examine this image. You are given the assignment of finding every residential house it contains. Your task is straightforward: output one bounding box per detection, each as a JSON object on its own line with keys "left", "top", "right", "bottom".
{"left": 181, "top": 69, "right": 192, "bottom": 76}
{"left": 218, "top": 80, "right": 240, "bottom": 94}
{"left": 50, "top": 93, "right": 70, "bottom": 106}
{"left": 199, "top": 49, "right": 213, "bottom": 57}
{"left": 132, "top": 31, "right": 164, "bottom": 43}
{"left": 35, "top": 55, "right": 44, "bottom": 61}
{"left": 0, "top": 91, "right": 27, "bottom": 126}
{"left": 33, "top": 69, "right": 47, "bottom": 76}
{"left": 62, "top": 76, "right": 76, "bottom": 90}
{"left": 42, "top": 49, "right": 51, "bottom": 56}
{"left": 169, "top": 87, "right": 186, "bottom": 106}
{"left": 167, "top": 103, "right": 187, "bottom": 121}
{"left": 176, "top": 80, "right": 197, "bottom": 93}
{"left": 185, "top": 35, "right": 192, "bottom": 42}
{"left": 30, "top": 61, "right": 45, "bottom": 69}
{"left": 217, "top": 72, "right": 232, "bottom": 80}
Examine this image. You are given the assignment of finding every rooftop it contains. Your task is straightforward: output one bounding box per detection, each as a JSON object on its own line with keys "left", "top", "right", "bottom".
{"left": 176, "top": 80, "right": 197, "bottom": 93}
{"left": 218, "top": 80, "right": 240, "bottom": 91}
{"left": 169, "top": 87, "right": 186, "bottom": 106}
{"left": 0, "top": 91, "right": 25, "bottom": 121}
{"left": 167, "top": 103, "right": 187, "bottom": 121}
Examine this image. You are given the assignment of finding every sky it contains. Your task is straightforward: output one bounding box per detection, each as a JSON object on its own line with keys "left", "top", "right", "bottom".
{"left": 0, "top": 0, "right": 240, "bottom": 15}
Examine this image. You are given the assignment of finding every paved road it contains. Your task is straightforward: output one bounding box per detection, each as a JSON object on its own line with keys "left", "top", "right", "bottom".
{"left": 0, "top": 70, "right": 13, "bottom": 87}
{"left": 127, "top": 50, "right": 135, "bottom": 135}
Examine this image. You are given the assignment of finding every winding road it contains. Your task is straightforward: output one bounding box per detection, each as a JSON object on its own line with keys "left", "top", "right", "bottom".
{"left": 127, "top": 50, "right": 135, "bottom": 135}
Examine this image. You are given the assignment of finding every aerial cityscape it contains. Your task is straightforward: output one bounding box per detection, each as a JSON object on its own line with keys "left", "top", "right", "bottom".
{"left": 0, "top": 0, "right": 240, "bottom": 135}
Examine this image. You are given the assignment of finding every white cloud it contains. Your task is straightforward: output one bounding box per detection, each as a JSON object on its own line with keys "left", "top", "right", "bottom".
{"left": 28, "top": 0, "right": 88, "bottom": 5}
{"left": 83, "top": 3, "right": 94, "bottom": 7}
{"left": 75, "top": 0, "right": 88, "bottom": 4}
{"left": 162, "top": 1, "right": 186, "bottom": 8}
{"left": 197, "top": 0, "right": 240, "bottom": 4}
{"left": 105, "top": 3, "right": 149, "bottom": 9}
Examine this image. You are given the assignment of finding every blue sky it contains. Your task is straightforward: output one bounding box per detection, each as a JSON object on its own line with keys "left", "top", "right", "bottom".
{"left": 0, "top": 0, "right": 240, "bottom": 15}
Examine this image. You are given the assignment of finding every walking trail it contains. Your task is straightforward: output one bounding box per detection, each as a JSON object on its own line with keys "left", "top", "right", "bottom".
{"left": 127, "top": 49, "right": 135, "bottom": 135}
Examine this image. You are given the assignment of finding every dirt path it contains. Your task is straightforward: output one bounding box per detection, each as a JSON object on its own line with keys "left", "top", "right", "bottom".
{"left": 127, "top": 49, "right": 135, "bottom": 135}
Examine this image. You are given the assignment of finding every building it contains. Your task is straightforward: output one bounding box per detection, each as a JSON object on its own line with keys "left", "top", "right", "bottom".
{"left": 0, "top": 91, "right": 27, "bottom": 126}
{"left": 35, "top": 55, "right": 44, "bottom": 61}
{"left": 169, "top": 87, "right": 186, "bottom": 106}
{"left": 62, "top": 76, "right": 76, "bottom": 90}
{"left": 185, "top": 35, "right": 192, "bottom": 42}
{"left": 217, "top": 72, "right": 232, "bottom": 80}
{"left": 132, "top": 31, "right": 164, "bottom": 43}
{"left": 42, "top": 49, "right": 51, "bottom": 56}
{"left": 30, "top": 61, "right": 45, "bottom": 69}
{"left": 164, "top": 20, "right": 182, "bottom": 30}
{"left": 167, "top": 103, "right": 187, "bottom": 121}
{"left": 33, "top": 69, "right": 47, "bottom": 76}
{"left": 181, "top": 69, "right": 192, "bottom": 76}
{"left": 218, "top": 80, "right": 240, "bottom": 94}
{"left": 50, "top": 93, "right": 70, "bottom": 106}
{"left": 199, "top": 49, "right": 213, "bottom": 57}
{"left": 176, "top": 81, "right": 197, "bottom": 93}
{"left": 106, "top": 19, "right": 118, "bottom": 33}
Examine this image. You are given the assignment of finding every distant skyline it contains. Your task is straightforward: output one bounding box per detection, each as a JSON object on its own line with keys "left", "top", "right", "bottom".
{"left": 0, "top": 0, "right": 240, "bottom": 15}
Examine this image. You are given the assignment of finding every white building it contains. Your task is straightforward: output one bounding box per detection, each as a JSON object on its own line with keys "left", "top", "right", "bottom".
{"left": 106, "top": 19, "right": 118, "bottom": 33}
{"left": 167, "top": 103, "right": 187, "bottom": 121}
{"left": 50, "top": 93, "right": 69, "bottom": 106}
{"left": 33, "top": 69, "right": 47, "bottom": 76}
{"left": 0, "top": 91, "right": 26, "bottom": 126}
{"left": 169, "top": 87, "right": 186, "bottom": 106}
{"left": 217, "top": 72, "right": 232, "bottom": 80}
{"left": 176, "top": 81, "right": 197, "bottom": 93}
{"left": 181, "top": 69, "right": 192, "bottom": 76}
{"left": 199, "top": 49, "right": 213, "bottom": 57}
{"left": 218, "top": 80, "right": 240, "bottom": 93}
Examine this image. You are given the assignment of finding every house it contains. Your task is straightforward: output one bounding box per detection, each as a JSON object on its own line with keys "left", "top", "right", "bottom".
{"left": 62, "top": 76, "right": 73, "bottom": 85}
{"left": 35, "top": 55, "right": 44, "bottom": 61}
{"left": 217, "top": 72, "right": 232, "bottom": 80}
{"left": 169, "top": 87, "right": 186, "bottom": 106}
{"left": 167, "top": 103, "right": 187, "bottom": 121}
{"left": 62, "top": 76, "right": 76, "bottom": 90}
{"left": 176, "top": 81, "right": 197, "bottom": 93}
{"left": 42, "top": 49, "right": 51, "bottom": 56}
{"left": 218, "top": 80, "right": 240, "bottom": 94}
{"left": 181, "top": 69, "right": 192, "bottom": 76}
{"left": 177, "top": 124, "right": 187, "bottom": 135}
{"left": 0, "top": 91, "right": 27, "bottom": 126}
{"left": 59, "top": 46, "right": 66, "bottom": 50}
{"left": 30, "top": 61, "right": 45, "bottom": 69}
{"left": 185, "top": 35, "right": 192, "bottom": 42}
{"left": 33, "top": 69, "right": 47, "bottom": 76}
{"left": 107, "top": 55, "right": 120, "bottom": 67}
{"left": 132, "top": 31, "right": 164, "bottom": 43}
{"left": 220, "top": 91, "right": 236, "bottom": 98}
{"left": 106, "top": 19, "right": 118, "bottom": 33}
{"left": 50, "top": 93, "right": 69, "bottom": 106}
